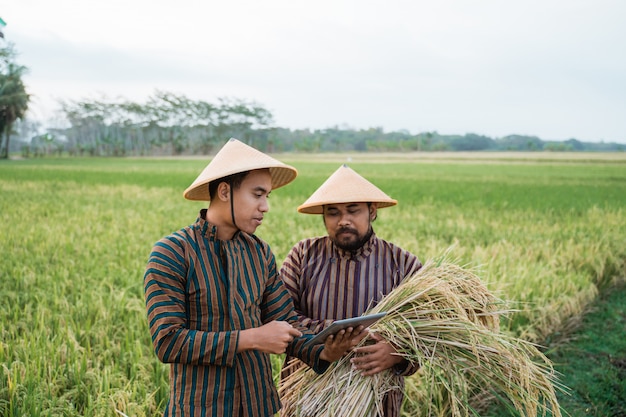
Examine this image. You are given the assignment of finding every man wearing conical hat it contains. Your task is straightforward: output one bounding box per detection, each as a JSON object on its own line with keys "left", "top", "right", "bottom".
{"left": 279, "top": 164, "right": 423, "bottom": 417}
{"left": 144, "top": 139, "right": 364, "bottom": 417}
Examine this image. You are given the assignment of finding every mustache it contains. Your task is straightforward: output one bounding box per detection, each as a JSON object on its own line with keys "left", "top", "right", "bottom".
{"left": 337, "top": 227, "right": 358, "bottom": 235}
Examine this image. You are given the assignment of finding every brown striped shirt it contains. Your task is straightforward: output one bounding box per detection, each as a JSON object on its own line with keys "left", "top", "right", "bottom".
{"left": 279, "top": 232, "right": 422, "bottom": 417}
{"left": 144, "top": 210, "right": 327, "bottom": 417}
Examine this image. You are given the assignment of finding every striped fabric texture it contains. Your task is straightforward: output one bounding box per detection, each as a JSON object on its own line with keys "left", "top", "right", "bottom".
{"left": 279, "top": 232, "right": 423, "bottom": 417}
{"left": 144, "top": 210, "right": 325, "bottom": 417}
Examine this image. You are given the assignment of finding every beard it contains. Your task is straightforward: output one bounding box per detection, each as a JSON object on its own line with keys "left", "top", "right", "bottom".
{"left": 332, "top": 226, "right": 373, "bottom": 252}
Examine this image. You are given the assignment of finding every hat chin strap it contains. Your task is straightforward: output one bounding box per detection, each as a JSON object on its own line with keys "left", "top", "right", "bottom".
{"left": 229, "top": 179, "right": 239, "bottom": 231}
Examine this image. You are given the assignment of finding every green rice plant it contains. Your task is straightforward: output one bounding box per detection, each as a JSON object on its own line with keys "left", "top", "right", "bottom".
{"left": 1, "top": 155, "right": 624, "bottom": 416}
{"left": 280, "top": 256, "right": 565, "bottom": 417}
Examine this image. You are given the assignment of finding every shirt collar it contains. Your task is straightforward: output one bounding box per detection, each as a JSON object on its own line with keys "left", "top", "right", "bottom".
{"left": 196, "top": 209, "right": 219, "bottom": 240}
{"left": 196, "top": 209, "right": 241, "bottom": 241}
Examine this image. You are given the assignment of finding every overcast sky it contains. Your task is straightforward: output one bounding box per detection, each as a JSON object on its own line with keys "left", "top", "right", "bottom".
{"left": 2, "top": 0, "right": 626, "bottom": 143}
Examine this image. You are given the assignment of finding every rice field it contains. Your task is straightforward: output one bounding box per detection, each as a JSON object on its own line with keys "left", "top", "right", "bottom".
{"left": 1, "top": 152, "right": 625, "bottom": 416}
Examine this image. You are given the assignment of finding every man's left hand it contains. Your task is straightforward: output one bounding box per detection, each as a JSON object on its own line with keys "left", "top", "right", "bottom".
{"left": 350, "top": 332, "right": 404, "bottom": 376}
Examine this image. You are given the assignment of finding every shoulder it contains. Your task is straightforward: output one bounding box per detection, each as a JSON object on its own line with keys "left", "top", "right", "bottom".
{"left": 375, "top": 237, "right": 420, "bottom": 261}
{"left": 289, "top": 236, "right": 329, "bottom": 254}
{"left": 241, "top": 232, "right": 274, "bottom": 259}
{"left": 374, "top": 235, "right": 405, "bottom": 251}
{"left": 244, "top": 232, "right": 268, "bottom": 247}
{"left": 151, "top": 218, "right": 207, "bottom": 259}
{"left": 157, "top": 224, "right": 195, "bottom": 247}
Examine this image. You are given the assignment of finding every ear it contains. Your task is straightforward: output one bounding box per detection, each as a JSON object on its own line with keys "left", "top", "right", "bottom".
{"left": 216, "top": 181, "right": 231, "bottom": 202}
{"left": 369, "top": 203, "right": 378, "bottom": 221}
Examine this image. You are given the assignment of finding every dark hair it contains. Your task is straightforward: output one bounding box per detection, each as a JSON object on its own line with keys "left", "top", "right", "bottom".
{"left": 208, "top": 171, "right": 250, "bottom": 199}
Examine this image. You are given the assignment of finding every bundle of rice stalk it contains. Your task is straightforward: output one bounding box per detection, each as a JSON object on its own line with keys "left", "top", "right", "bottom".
{"left": 279, "top": 257, "right": 565, "bottom": 417}
{"left": 280, "top": 355, "right": 399, "bottom": 417}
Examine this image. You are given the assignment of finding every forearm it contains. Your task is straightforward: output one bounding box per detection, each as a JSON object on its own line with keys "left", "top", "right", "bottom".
{"left": 145, "top": 274, "right": 238, "bottom": 366}
{"left": 237, "top": 328, "right": 258, "bottom": 352}
{"left": 150, "top": 323, "right": 238, "bottom": 367}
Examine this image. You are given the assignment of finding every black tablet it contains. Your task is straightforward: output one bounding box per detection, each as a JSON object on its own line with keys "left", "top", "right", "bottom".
{"left": 307, "top": 312, "right": 387, "bottom": 345}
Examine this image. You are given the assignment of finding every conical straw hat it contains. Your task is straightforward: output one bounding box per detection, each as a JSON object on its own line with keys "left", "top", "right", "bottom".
{"left": 297, "top": 164, "right": 397, "bottom": 214}
{"left": 183, "top": 138, "right": 298, "bottom": 201}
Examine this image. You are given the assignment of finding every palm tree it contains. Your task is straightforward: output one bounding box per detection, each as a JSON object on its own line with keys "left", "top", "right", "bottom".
{"left": 0, "top": 61, "right": 29, "bottom": 159}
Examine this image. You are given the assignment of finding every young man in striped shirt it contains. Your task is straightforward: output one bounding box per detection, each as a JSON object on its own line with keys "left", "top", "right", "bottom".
{"left": 144, "top": 139, "right": 364, "bottom": 417}
{"left": 279, "top": 164, "right": 423, "bottom": 417}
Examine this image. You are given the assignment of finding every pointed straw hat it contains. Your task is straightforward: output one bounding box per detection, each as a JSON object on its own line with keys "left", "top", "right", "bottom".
{"left": 297, "top": 164, "right": 397, "bottom": 214}
{"left": 183, "top": 138, "right": 298, "bottom": 201}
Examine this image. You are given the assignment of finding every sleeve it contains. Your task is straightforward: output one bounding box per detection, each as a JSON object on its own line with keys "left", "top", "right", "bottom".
{"left": 279, "top": 241, "right": 332, "bottom": 333}
{"left": 393, "top": 358, "right": 420, "bottom": 377}
{"left": 143, "top": 235, "right": 239, "bottom": 367}
{"left": 260, "top": 246, "right": 329, "bottom": 374}
{"left": 388, "top": 244, "right": 422, "bottom": 376}
{"left": 402, "top": 248, "right": 423, "bottom": 280}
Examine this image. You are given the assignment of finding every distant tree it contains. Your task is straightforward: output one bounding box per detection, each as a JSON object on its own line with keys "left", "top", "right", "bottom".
{"left": 496, "top": 135, "right": 543, "bottom": 151}
{"left": 0, "top": 43, "right": 30, "bottom": 159}
{"left": 450, "top": 133, "right": 494, "bottom": 151}
{"left": 55, "top": 92, "right": 275, "bottom": 156}
{"left": 563, "top": 138, "right": 584, "bottom": 151}
{"left": 545, "top": 142, "right": 571, "bottom": 152}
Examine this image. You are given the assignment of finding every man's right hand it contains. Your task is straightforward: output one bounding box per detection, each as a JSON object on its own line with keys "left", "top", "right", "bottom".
{"left": 237, "top": 321, "right": 302, "bottom": 354}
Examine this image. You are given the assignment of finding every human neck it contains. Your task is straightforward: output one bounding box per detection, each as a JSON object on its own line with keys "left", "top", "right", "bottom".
{"left": 205, "top": 206, "right": 238, "bottom": 240}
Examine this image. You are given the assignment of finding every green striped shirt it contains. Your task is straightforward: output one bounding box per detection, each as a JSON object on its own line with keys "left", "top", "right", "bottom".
{"left": 144, "top": 210, "right": 326, "bottom": 416}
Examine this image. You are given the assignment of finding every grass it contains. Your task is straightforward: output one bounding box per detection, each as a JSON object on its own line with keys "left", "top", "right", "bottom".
{"left": 1, "top": 152, "right": 625, "bottom": 416}
{"left": 485, "top": 281, "right": 626, "bottom": 417}
{"left": 545, "top": 281, "right": 626, "bottom": 417}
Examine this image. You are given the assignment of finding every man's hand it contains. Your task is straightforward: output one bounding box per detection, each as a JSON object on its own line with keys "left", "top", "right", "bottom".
{"left": 319, "top": 325, "right": 368, "bottom": 362}
{"left": 237, "top": 321, "right": 302, "bottom": 354}
{"left": 350, "top": 332, "right": 404, "bottom": 376}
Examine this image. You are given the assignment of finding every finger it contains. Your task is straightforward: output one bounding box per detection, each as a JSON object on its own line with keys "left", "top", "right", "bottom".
{"left": 353, "top": 325, "right": 365, "bottom": 334}
{"left": 355, "top": 330, "right": 370, "bottom": 343}
{"left": 348, "top": 327, "right": 369, "bottom": 342}
{"left": 287, "top": 327, "right": 303, "bottom": 337}
{"left": 335, "top": 328, "right": 347, "bottom": 338}
{"left": 360, "top": 366, "right": 380, "bottom": 377}
{"left": 350, "top": 358, "right": 362, "bottom": 368}
{"left": 342, "top": 326, "right": 359, "bottom": 337}
{"left": 353, "top": 361, "right": 378, "bottom": 375}
{"left": 368, "top": 332, "right": 382, "bottom": 341}
{"left": 350, "top": 356, "right": 371, "bottom": 367}
{"left": 338, "top": 327, "right": 351, "bottom": 339}
{"left": 353, "top": 345, "right": 375, "bottom": 355}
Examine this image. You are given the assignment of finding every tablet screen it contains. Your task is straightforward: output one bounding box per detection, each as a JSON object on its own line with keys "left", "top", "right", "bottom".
{"left": 307, "top": 312, "right": 387, "bottom": 345}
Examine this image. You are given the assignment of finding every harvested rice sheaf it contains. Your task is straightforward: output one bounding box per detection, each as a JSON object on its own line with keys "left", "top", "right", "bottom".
{"left": 279, "top": 257, "right": 565, "bottom": 417}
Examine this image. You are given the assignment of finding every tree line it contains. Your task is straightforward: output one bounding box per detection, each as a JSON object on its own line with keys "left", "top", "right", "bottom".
{"left": 20, "top": 92, "right": 623, "bottom": 157}
{"left": 1, "top": 43, "right": 623, "bottom": 159}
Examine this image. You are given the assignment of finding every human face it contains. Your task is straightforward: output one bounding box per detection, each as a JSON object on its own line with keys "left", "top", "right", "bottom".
{"left": 231, "top": 169, "right": 272, "bottom": 235}
{"left": 323, "top": 202, "right": 376, "bottom": 251}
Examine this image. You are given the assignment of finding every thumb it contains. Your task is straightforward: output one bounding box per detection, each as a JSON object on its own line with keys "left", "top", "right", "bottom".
{"left": 369, "top": 332, "right": 383, "bottom": 342}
